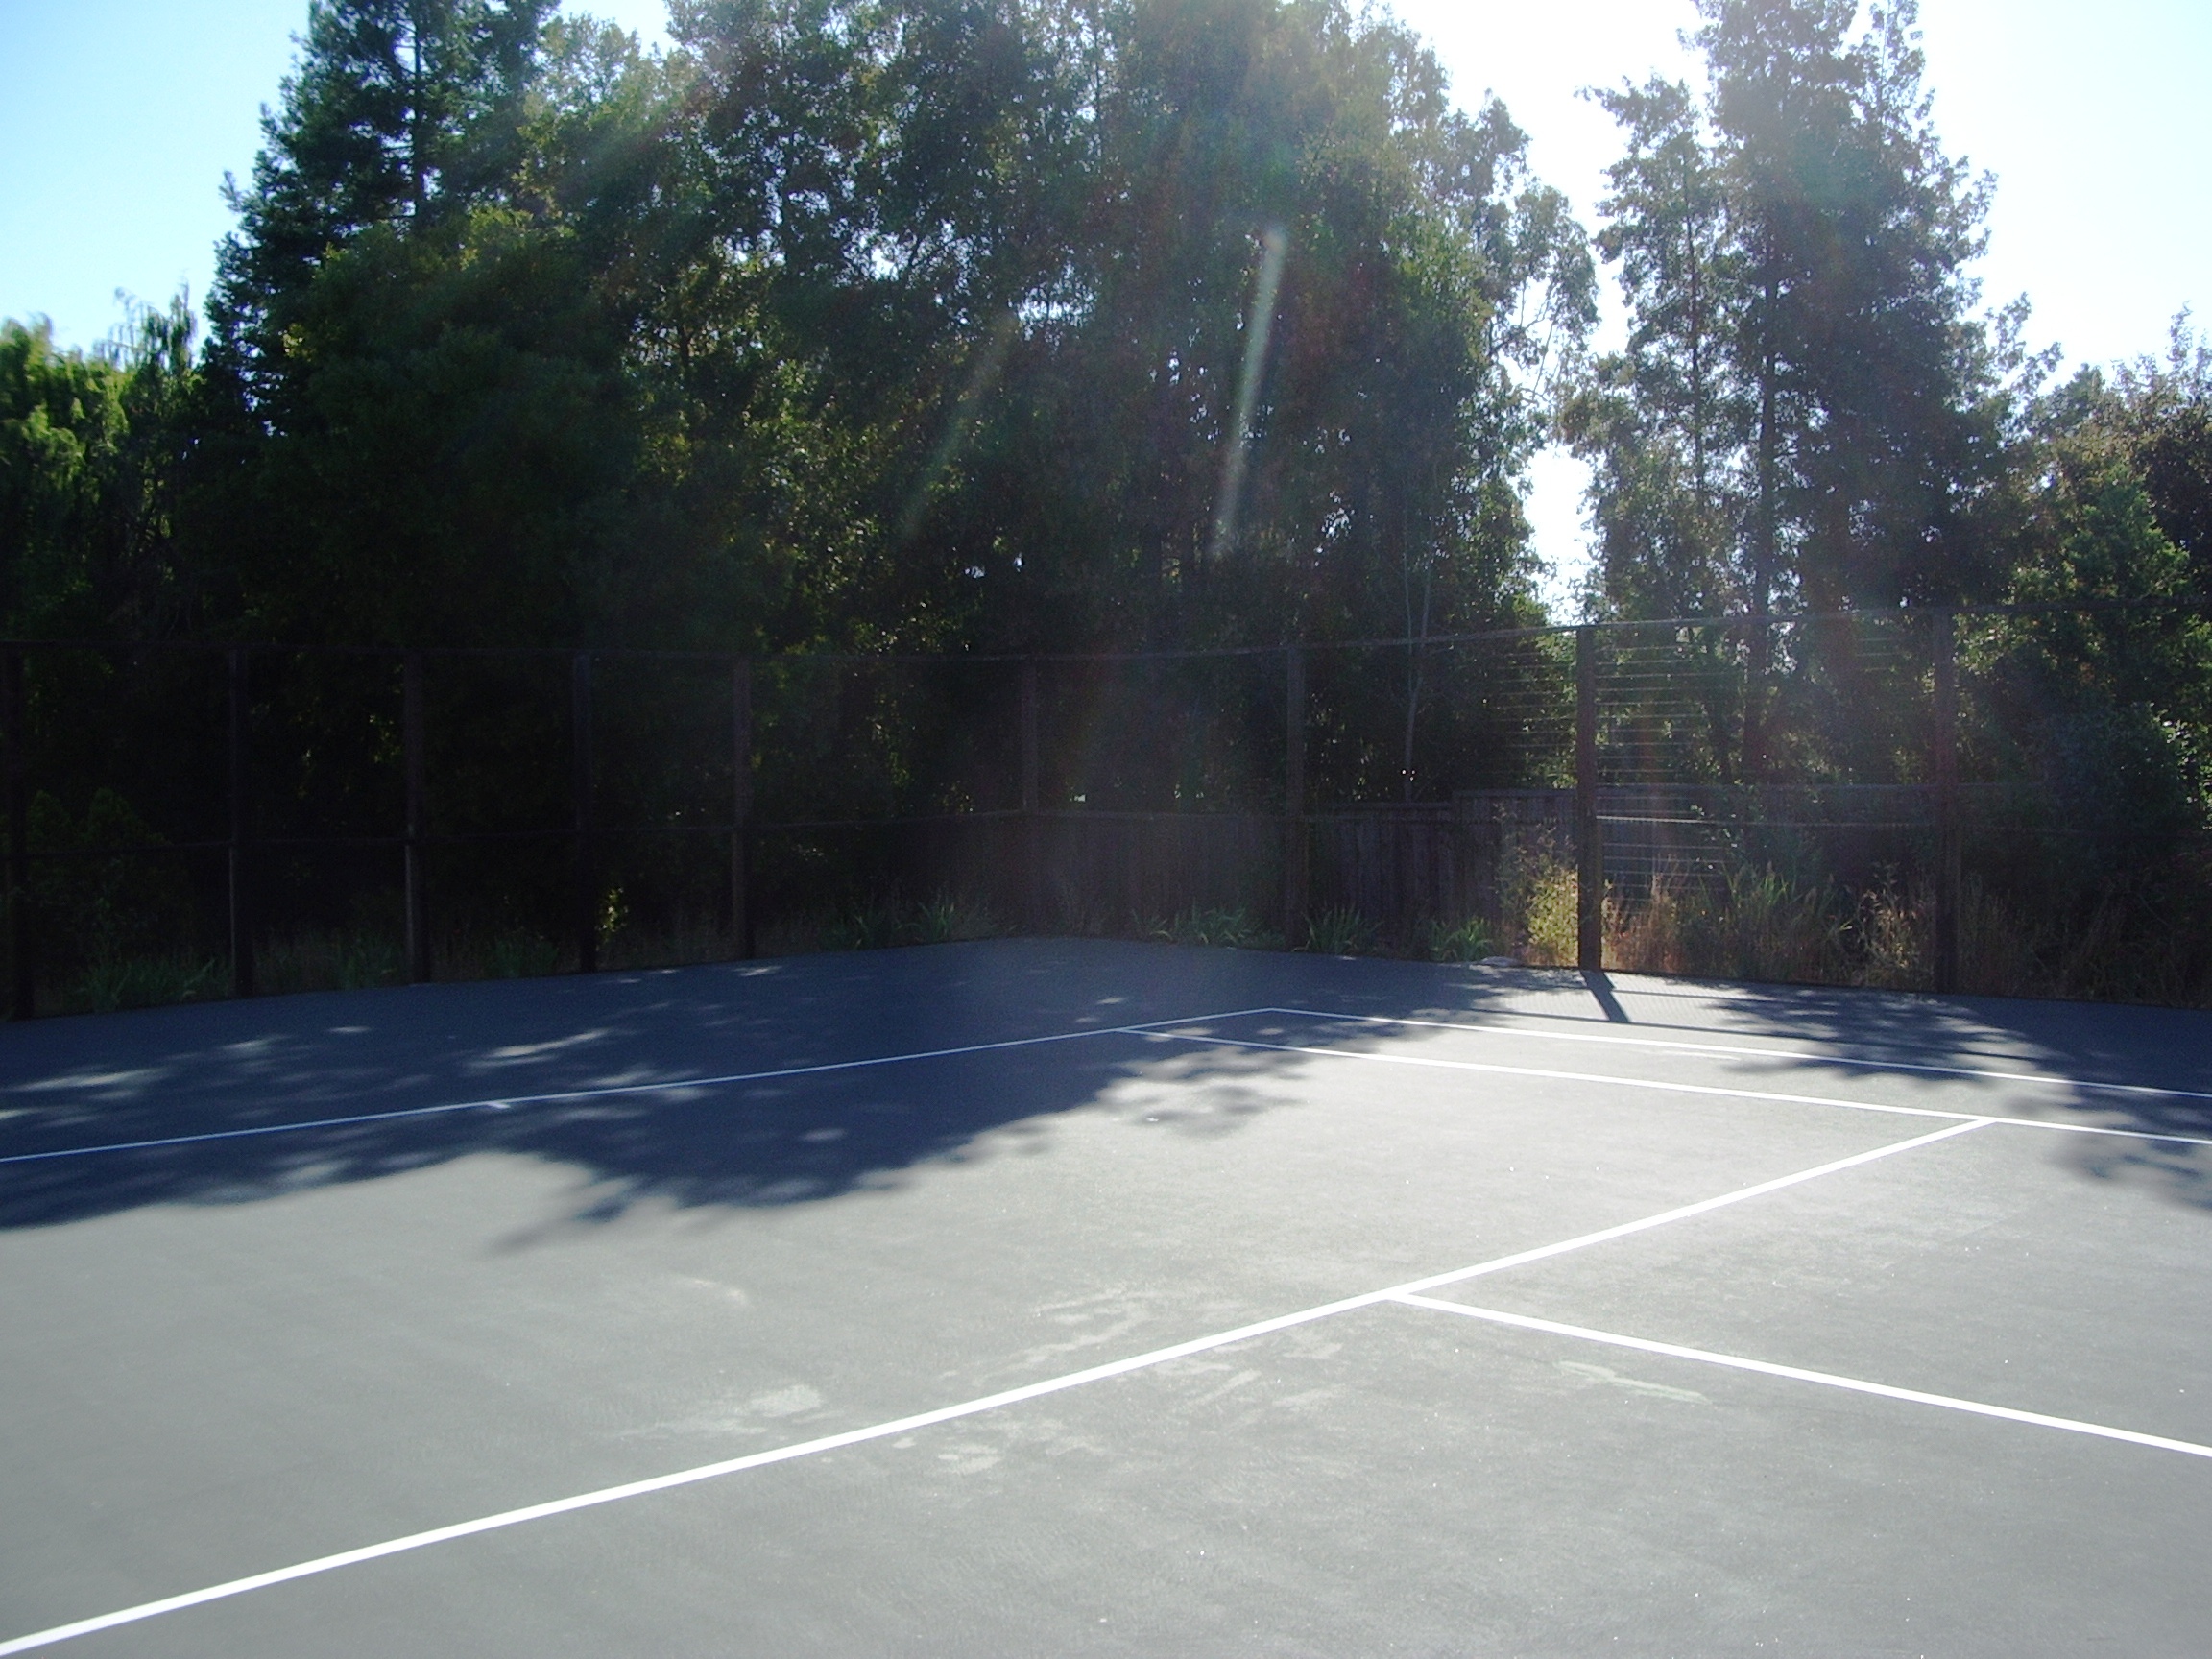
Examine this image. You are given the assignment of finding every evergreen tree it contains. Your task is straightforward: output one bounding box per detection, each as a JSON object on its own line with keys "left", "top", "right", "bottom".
{"left": 1571, "top": 0, "right": 2005, "bottom": 626}
{"left": 201, "top": 0, "right": 675, "bottom": 645}
{"left": 1559, "top": 75, "right": 1741, "bottom": 619}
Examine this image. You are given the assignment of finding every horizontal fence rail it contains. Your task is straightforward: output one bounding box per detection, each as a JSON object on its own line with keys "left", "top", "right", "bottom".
{"left": 3, "top": 601, "right": 2208, "bottom": 1016}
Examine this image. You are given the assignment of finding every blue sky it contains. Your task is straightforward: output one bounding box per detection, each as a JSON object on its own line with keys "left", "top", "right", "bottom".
{"left": 4, "top": 0, "right": 2203, "bottom": 595}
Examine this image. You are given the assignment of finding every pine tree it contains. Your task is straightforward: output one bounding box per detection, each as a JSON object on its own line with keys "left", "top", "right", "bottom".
{"left": 1574, "top": 0, "right": 2004, "bottom": 622}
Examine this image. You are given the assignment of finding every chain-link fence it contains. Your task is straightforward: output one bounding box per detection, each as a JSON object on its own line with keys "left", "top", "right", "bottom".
{"left": 5, "top": 600, "right": 2207, "bottom": 1015}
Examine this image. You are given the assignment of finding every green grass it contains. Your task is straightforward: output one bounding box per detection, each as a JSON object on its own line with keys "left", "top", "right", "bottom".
{"left": 1300, "top": 906, "right": 1379, "bottom": 956}
{"left": 65, "top": 951, "right": 222, "bottom": 1014}
{"left": 1150, "top": 905, "right": 1280, "bottom": 950}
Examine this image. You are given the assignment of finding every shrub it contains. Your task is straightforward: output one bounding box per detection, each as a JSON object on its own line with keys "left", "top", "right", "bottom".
{"left": 1303, "top": 906, "right": 1378, "bottom": 956}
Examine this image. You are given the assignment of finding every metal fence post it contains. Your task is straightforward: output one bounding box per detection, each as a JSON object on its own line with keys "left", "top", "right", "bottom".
{"left": 4, "top": 648, "right": 31, "bottom": 1019}
{"left": 1933, "top": 610, "right": 1960, "bottom": 995}
{"left": 402, "top": 652, "right": 431, "bottom": 983}
{"left": 571, "top": 652, "right": 597, "bottom": 974}
{"left": 732, "top": 658, "right": 754, "bottom": 960}
{"left": 1020, "top": 660, "right": 1041, "bottom": 930}
{"left": 1575, "top": 625, "right": 1603, "bottom": 972}
{"left": 228, "top": 648, "right": 254, "bottom": 998}
{"left": 1283, "top": 644, "right": 1308, "bottom": 944}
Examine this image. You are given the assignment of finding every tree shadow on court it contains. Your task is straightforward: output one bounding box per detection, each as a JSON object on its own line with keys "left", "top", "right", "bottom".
{"left": 0, "top": 1042, "right": 1314, "bottom": 1234}
{"left": 1442, "top": 969, "right": 2212, "bottom": 1213}
{"left": 0, "top": 942, "right": 1343, "bottom": 1234}
{"left": 5, "top": 940, "right": 2211, "bottom": 1232}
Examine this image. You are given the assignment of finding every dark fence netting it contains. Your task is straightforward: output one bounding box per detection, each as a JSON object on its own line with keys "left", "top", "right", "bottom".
{"left": 4, "top": 601, "right": 2209, "bottom": 1016}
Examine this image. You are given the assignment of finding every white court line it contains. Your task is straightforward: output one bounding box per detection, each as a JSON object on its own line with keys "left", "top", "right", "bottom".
{"left": 1260, "top": 1005, "right": 2212, "bottom": 1107}
{"left": 1391, "top": 1293, "right": 2212, "bottom": 1462}
{"left": 0, "top": 1009, "right": 1278, "bottom": 1167}
{"left": 1153, "top": 1025, "right": 2212, "bottom": 1149}
{"left": 0, "top": 1118, "right": 1983, "bottom": 1654}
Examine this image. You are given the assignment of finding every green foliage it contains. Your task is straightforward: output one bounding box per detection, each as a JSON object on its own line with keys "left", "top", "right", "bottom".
{"left": 4, "top": 0, "right": 2211, "bottom": 1016}
{"left": 1568, "top": 0, "right": 2008, "bottom": 633}
{"left": 810, "top": 892, "right": 1001, "bottom": 952}
{"left": 68, "top": 951, "right": 223, "bottom": 1015}
{"left": 1970, "top": 332, "right": 2212, "bottom": 868}
{"left": 15, "top": 0, "right": 1589, "bottom": 661}
{"left": 25, "top": 788, "right": 198, "bottom": 968}
{"left": 259, "top": 931, "right": 405, "bottom": 994}
{"left": 1420, "top": 914, "right": 1499, "bottom": 963}
{"left": 1300, "top": 904, "right": 1376, "bottom": 955}
{"left": 0, "top": 301, "right": 203, "bottom": 637}
{"left": 1151, "top": 905, "right": 1275, "bottom": 950}
{"left": 473, "top": 928, "right": 567, "bottom": 978}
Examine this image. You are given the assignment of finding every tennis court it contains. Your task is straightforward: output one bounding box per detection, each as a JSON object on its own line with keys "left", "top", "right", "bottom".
{"left": 4, "top": 937, "right": 2210, "bottom": 1655}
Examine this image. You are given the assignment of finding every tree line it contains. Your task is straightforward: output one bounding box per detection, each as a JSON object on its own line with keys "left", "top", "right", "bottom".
{"left": 3, "top": 0, "right": 2210, "bottom": 1002}
{"left": 4, "top": 0, "right": 2203, "bottom": 661}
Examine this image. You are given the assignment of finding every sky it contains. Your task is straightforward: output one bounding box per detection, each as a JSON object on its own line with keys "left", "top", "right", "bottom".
{"left": 4, "top": 0, "right": 2205, "bottom": 604}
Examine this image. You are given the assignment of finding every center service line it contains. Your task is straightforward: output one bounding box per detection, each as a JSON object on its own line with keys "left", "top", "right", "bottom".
{"left": 0, "top": 1119, "right": 1983, "bottom": 1655}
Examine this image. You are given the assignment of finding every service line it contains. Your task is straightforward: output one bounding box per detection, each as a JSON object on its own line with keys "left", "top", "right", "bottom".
{"left": 1390, "top": 1293, "right": 2212, "bottom": 1461}
{"left": 0, "top": 1119, "right": 1984, "bottom": 1654}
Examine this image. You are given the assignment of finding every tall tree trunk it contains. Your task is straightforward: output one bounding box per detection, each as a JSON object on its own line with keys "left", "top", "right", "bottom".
{"left": 1744, "top": 269, "right": 1779, "bottom": 781}
{"left": 1687, "top": 162, "right": 1708, "bottom": 520}
{"left": 408, "top": 7, "right": 427, "bottom": 215}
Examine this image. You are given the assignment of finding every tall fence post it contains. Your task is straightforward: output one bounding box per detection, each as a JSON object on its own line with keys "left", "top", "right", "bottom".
{"left": 732, "top": 658, "right": 754, "bottom": 960}
{"left": 1020, "top": 660, "right": 1041, "bottom": 930}
{"left": 1933, "top": 609, "right": 1960, "bottom": 995}
{"left": 228, "top": 647, "right": 254, "bottom": 998}
{"left": 1575, "top": 625, "right": 1603, "bottom": 972}
{"left": 4, "top": 648, "right": 30, "bottom": 1019}
{"left": 571, "top": 652, "right": 597, "bottom": 974}
{"left": 402, "top": 652, "right": 431, "bottom": 983}
{"left": 1283, "top": 644, "right": 1308, "bottom": 944}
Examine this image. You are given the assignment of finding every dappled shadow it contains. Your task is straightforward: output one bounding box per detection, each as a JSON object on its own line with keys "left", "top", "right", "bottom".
{"left": 6, "top": 937, "right": 2211, "bottom": 1232}
{"left": 0, "top": 1037, "right": 1302, "bottom": 1236}
{"left": 1388, "top": 961, "right": 2212, "bottom": 1211}
{"left": 0, "top": 940, "right": 1370, "bottom": 1233}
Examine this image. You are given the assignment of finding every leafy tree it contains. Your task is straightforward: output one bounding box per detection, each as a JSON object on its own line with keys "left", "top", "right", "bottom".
{"left": 202, "top": 0, "right": 675, "bottom": 645}
{"left": 0, "top": 300, "right": 203, "bottom": 637}
{"left": 679, "top": 0, "right": 1590, "bottom": 658}
{"left": 2099, "top": 315, "right": 2212, "bottom": 590}
{"left": 1977, "top": 325, "right": 2212, "bottom": 853}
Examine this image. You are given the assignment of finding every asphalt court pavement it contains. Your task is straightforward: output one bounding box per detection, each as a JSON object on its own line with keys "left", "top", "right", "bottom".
{"left": 4, "top": 939, "right": 2211, "bottom": 1654}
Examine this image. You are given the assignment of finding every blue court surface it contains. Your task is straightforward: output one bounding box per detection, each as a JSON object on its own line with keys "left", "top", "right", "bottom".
{"left": 3, "top": 938, "right": 2210, "bottom": 1656}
